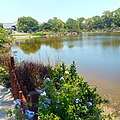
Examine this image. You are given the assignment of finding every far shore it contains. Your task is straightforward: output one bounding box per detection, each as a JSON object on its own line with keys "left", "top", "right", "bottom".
{"left": 12, "top": 31, "right": 120, "bottom": 40}
{"left": 12, "top": 35, "right": 41, "bottom": 40}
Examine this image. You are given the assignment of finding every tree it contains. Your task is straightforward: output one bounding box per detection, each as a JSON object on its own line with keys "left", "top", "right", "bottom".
{"left": 77, "top": 17, "right": 85, "bottom": 31}
{"left": 48, "top": 17, "right": 65, "bottom": 33}
{"left": 0, "top": 28, "right": 9, "bottom": 44}
{"left": 0, "top": 23, "right": 3, "bottom": 28}
{"left": 92, "top": 16, "right": 104, "bottom": 30}
{"left": 17, "top": 16, "right": 39, "bottom": 33}
{"left": 39, "top": 22, "right": 51, "bottom": 31}
{"left": 102, "top": 10, "right": 113, "bottom": 29}
{"left": 66, "top": 18, "right": 79, "bottom": 32}
{"left": 85, "top": 18, "right": 94, "bottom": 31}
{"left": 113, "top": 8, "right": 120, "bottom": 28}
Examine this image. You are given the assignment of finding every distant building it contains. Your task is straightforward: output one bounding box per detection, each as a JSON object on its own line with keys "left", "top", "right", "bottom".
{"left": 3, "top": 22, "right": 17, "bottom": 30}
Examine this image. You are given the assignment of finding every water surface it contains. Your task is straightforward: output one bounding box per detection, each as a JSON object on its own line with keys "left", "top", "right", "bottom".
{"left": 10, "top": 33, "right": 120, "bottom": 102}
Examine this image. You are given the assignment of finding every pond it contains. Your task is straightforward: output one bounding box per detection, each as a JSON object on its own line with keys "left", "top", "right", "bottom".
{"left": 10, "top": 32, "right": 120, "bottom": 103}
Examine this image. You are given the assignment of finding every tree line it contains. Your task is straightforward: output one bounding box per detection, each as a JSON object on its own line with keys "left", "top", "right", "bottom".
{"left": 1, "top": 8, "right": 120, "bottom": 34}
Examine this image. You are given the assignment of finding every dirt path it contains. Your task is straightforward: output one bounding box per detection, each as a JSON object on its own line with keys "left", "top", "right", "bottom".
{"left": 0, "top": 85, "right": 15, "bottom": 120}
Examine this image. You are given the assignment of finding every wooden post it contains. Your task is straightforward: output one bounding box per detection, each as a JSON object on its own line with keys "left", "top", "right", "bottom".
{"left": 29, "top": 91, "right": 39, "bottom": 120}
{"left": 19, "top": 91, "right": 23, "bottom": 100}
{"left": 20, "top": 81, "right": 23, "bottom": 90}
{"left": 10, "top": 57, "right": 15, "bottom": 69}
{"left": 19, "top": 91, "right": 27, "bottom": 103}
{"left": 23, "top": 86, "right": 27, "bottom": 98}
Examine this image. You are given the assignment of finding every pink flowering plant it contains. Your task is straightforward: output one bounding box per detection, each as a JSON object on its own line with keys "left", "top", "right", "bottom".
{"left": 37, "top": 62, "right": 106, "bottom": 120}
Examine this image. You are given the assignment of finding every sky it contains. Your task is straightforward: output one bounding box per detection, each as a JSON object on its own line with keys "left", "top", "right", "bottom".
{"left": 0, "top": 0, "right": 120, "bottom": 23}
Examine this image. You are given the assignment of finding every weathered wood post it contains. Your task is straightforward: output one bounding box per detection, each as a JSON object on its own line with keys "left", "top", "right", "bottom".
{"left": 20, "top": 80, "right": 23, "bottom": 90}
{"left": 29, "top": 91, "right": 39, "bottom": 120}
{"left": 13, "top": 73, "right": 19, "bottom": 99}
{"left": 23, "top": 86, "right": 27, "bottom": 98}
{"left": 9, "top": 57, "right": 19, "bottom": 99}
{"left": 19, "top": 91, "right": 27, "bottom": 103}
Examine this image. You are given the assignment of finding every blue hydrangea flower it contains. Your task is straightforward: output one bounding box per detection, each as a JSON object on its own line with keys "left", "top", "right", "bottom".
{"left": 25, "top": 110, "right": 35, "bottom": 119}
{"left": 86, "top": 102, "right": 92, "bottom": 106}
{"left": 45, "top": 99, "right": 51, "bottom": 104}
{"left": 75, "top": 98, "right": 80, "bottom": 103}
{"left": 13, "top": 99, "right": 21, "bottom": 105}
{"left": 46, "top": 77, "right": 50, "bottom": 82}
{"left": 60, "top": 77, "right": 64, "bottom": 80}
{"left": 55, "top": 104, "right": 59, "bottom": 108}
{"left": 42, "top": 102, "right": 46, "bottom": 107}
{"left": 36, "top": 90, "right": 43, "bottom": 94}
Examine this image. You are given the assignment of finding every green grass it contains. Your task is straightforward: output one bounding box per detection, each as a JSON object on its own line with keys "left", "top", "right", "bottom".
{"left": 12, "top": 34, "right": 31, "bottom": 36}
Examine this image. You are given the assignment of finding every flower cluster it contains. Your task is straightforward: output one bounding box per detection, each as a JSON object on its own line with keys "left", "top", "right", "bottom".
{"left": 37, "top": 62, "right": 104, "bottom": 120}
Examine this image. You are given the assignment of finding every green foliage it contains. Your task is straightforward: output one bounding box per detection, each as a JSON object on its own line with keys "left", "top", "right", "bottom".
{"left": 66, "top": 18, "right": 79, "bottom": 32}
{"left": 0, "top": 66, "right": 10, "bottom": 87}
{"left": 39, "top": 8, "right": 120, "bottom": 33}
{"left": 0, "top": 28, "right": 10, "bottom": 44}
{"left": 17, "top": 16, "right": 39, "bottom": 33}
{"left": 77, "top": 17, "right": 85, "bottom": 31}
{"left": 32, "top": 32, "right": 43, "bottom": 36}
{"left": 5, "top": 109, "right": 24, "bottom": 120}
{"left": 0, "top": 23, "right": 3, "bottom": 28}
{"left": 37, "top": 62, "right": 105, "bottom": 120}
{"left": 39, "top": 17, "right": 65, "bottom": 33}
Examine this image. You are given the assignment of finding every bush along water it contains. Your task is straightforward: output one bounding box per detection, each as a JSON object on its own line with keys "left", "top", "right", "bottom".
{"left": 37, "top": 62, "right": 106, "bottom": 120}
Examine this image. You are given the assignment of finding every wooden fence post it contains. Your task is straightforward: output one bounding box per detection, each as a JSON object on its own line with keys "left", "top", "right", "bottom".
{"left": 29, "top": 91, "right": 39, "bottom": 120}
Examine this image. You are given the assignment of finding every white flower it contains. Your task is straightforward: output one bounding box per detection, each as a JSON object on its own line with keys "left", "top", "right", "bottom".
{"left": 36, "top": 89, "right": 47, "bottom": 96}
{"left": 75, "top": 87, "right": 79, "bottom": 90}
{"left": 75, "top": 98, "right": 80, "bottom": 104}
{"left": 86, "top": 102, "right": 92, "bottom": 106}
{"left": 55, "top": 104, "right": 58, "bottom": 108}
{"left": 78, "top": 117, "right": 81, "bottom": 120}
{"left": 57, "top": 100, "right": 60, "bottom": 103}
{"left": 40, "top": 91, "right": 47, "bottom": 96}
{"left": 25, "top": 110, "right": 35, "bottom": 119}
{"left": 84, "top": 106, "right": 87, "bottom": 110}
{"left": 46, "top": 77, "right": 50, "bottom": 82}
{"left": 65, "top": 71, "right": 69, "bottom": 75}
{"left": 56, "top": 92, "right": 60, "bottom": 95}
{"left": 60, "top": 77, "right": 64, "bottom": 80}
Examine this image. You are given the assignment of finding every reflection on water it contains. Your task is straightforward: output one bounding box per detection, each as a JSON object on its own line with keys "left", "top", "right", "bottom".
{"left": 10, "top": 33, "right": 120, "bottom": 102}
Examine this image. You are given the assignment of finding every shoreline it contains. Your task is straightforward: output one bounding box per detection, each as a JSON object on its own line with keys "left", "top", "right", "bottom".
{"left": 12, "top": 31, "right": 120, "bottom": 40}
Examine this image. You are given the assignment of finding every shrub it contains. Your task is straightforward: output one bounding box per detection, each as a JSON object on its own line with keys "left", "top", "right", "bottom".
{"left": 0, "top": 28, "right": 11, "bottom": 44}
{"left": 0, "top": 66, "right": 10, "bottom": 87}
{"left": 37, "top": 62, "right": 104, "bottom": 120}
{"left": 16, "top": 62, "right": 50, "bottom": 92}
